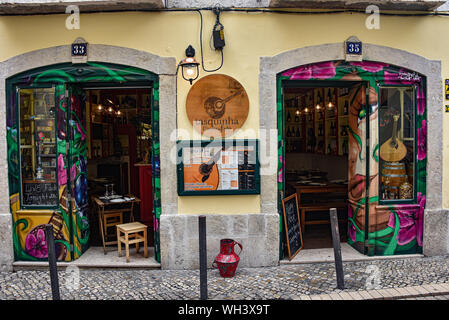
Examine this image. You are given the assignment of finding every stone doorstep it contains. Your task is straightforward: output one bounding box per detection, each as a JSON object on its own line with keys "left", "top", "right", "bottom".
{"left": 314, "top": 283, "right": 449, "bottom": 300}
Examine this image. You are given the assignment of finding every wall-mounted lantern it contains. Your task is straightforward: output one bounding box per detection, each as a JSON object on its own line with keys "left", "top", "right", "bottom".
{"left": 180, "top": 45, "right": 200, "bottom": 85}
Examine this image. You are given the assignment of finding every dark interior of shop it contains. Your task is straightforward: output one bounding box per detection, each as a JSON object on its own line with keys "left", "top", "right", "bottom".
{"left": 284, "top": 86, "right": 349, "bottom": 250}
{"left": 84, "top": 87, "right": 154, "bottom": 247}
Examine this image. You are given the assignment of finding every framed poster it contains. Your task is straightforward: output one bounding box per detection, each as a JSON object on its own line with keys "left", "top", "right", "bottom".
{"left": 177, "top": 140, "right": 260, "bottom": 195}
{"left": 282, "top": 193, "right": 303, "bottom": 260}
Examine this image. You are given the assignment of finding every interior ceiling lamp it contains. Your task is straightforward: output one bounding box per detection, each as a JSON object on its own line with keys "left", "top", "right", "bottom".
{"left": 327, "top": 88, "right": 334, "bottom": 109}
{"left": 316, "top": 91, "right": 322, "bottom": 110}
{"left": 180, "top": 45, "right": 200, "bottom": 85}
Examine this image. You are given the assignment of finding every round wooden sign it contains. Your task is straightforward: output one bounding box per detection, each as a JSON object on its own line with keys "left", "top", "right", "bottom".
{"left": 186, "top": 74, "right": 249, "bottom": 137}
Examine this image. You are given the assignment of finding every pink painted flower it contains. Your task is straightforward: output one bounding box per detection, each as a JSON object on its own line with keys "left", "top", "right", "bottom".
{"left": 387, "top": 192, "right": 425, "bottom": 247}
{"left": 76, "top": 122, "right": 86, "bottom": 140}
{"left": 58, "top": 154, "right": 67, "bottom": 185}
{"left": 417, "top": 86, "right": 425, "bottom": 116}
{"left": 25, "top": 228, "right": 48, "bottom": 259}
{"left": 71, "top": 164, "right": 77, "bottom": 183}
{"left": 350, "top": 61, "right": 388, "bottom": 73}
{"left": 278, "top": 155, "right": 283, "bottom": 183}
{"left": 283, "top": 62, "right": 336, "bottom": 80}
{"left": 417, "top": 120, "right": 426, "bottom": 161}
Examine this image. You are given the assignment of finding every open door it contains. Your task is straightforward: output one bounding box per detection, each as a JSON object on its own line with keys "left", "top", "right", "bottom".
{"left": 64, "top": 84, "right": 89, "bottom": 259}
{"left": 347, "top": 82, "right": 371, "bottom": 255}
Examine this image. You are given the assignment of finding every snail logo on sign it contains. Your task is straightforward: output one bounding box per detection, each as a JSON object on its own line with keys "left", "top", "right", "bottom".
{"left": 186, "top": 74, "right": 249, "bottom": 138}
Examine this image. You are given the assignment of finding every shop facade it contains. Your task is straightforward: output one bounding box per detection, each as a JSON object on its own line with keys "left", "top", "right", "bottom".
{"left": 0, "top": 2, "right": 448, "bottom": 271}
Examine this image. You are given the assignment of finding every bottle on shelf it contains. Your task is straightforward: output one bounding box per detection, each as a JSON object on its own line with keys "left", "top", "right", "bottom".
{"left": 287, "top": 111, "right": 292, "bottom": 123}
{"left": 343, "top": 100, "right": 349, "bottom": 115}
{"left": 327, "top": 143, "right": 332, "bottom": 154}
{"left": 295, "top": 127, "right": 301, "bottom": 138}
{"left": 342, "top": 140, "right": 348, "bottom": 155}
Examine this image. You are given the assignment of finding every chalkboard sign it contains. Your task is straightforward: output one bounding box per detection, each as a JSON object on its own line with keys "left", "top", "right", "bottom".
{"left": 282, "top": 193, "right": 303, "bottom": 260}
{"left": 22, "top": 181, "right": 58, "bottom": 207}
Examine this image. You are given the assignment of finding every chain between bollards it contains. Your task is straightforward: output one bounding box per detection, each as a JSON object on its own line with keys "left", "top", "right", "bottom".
{"left": 199, "top": 215, "right": 208, "bottom": 300}
{"left": 329, "top": 208, "right": 345, "bottom": 290}
{"left": 45, "top": 224, "right": 61, "bottom": 300}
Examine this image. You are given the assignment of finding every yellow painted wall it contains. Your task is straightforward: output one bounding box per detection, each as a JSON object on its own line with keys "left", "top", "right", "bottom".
{"left": 1, "top": 10, "right": 448, "bottom": 213}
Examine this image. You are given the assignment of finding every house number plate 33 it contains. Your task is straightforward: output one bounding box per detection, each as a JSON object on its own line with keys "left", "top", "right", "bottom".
{"left": 71, "top": 43, "right": 87, "bottom": 56}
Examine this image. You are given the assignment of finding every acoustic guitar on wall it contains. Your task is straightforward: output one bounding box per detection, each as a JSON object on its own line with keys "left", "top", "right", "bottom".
{"left": 379, "top": 114, "right": 407, "bottom": 162}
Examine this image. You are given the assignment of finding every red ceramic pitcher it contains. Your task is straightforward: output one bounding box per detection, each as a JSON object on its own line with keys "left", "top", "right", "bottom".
{"left": 212, "top": 239, "right": 243, "bottom": 278}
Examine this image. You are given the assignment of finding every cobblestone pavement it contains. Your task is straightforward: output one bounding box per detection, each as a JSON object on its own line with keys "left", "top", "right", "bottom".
{"left": 1, "top": 255, "right": 448, "bottom": 300}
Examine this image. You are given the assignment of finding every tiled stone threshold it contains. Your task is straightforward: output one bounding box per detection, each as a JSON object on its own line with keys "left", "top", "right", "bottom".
{"left": 281, "top": 243, "right": 423, "bottom": 264}
{"left": 13, "top": 246, "right": 161, "bottom": 270}
{"left": 298, "top": 283, "right": 449, "bottom": 300}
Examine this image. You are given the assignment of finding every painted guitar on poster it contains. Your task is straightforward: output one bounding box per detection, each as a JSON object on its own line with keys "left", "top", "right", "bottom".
{"left": 379, "top": 114, "right": 407, "bottom": 162}
{"left": 184, "top": 149, "right": 222, "bottom": 191}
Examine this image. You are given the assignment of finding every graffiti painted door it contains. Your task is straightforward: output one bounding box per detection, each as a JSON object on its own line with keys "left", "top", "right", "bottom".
{"left": 347, "top": 82, "right": 372, "bottom": 255}
{"left": 64, "top": 84, "right": 89, "bottom": 259}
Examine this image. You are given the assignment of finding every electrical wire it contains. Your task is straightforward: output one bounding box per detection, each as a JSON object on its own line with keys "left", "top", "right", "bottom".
{"left": 197, "top": 9, "right": 224, "bottom": 73}
{"left": 3, "top": 7, "right": 449, "bottom": 17}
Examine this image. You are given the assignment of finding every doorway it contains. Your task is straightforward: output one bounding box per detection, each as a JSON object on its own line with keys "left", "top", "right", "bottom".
{"left": 277, "top": 60, "right": 426, "bottom": 259}
{"left": 7, "top": 62, "right": 162, "bottom": 264}
{"left": 282, "top": 83, "right": 363, "bottom": 250}
{"left": 82, "top": 86, "right": 154, "bottom": 249}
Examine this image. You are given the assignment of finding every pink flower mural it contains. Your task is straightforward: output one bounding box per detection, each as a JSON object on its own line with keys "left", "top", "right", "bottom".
{"left": 283, "top": 61, "right": 336, "bottom": 80}
{"left": 350, "top": 61, "right": 388, "bottom": 73}
{"left": 25, "top": 228, "right": 47, "bottom": 259}
{"left": 387, "top": 193, "right": 425, "bottom": 247}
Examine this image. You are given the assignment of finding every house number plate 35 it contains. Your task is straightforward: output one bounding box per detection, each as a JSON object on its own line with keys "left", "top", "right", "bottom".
{"left": 346, "top": 42, "right": 362, "bottom": 55}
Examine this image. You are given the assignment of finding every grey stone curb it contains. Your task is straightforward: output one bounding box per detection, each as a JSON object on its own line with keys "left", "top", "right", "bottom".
{"left": 306, "top": 283, "right": 449, "bottom": 300}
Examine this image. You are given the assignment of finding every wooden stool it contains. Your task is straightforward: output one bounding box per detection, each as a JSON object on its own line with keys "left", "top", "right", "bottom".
{"left": 116, "top": 222, "right": 148, "bottom": 262}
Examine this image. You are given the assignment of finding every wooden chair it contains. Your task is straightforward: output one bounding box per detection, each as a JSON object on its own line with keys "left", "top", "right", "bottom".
{"left": 116, "top": 222, "right": 148, "bottom": 262}
{"left": 300, "top": 202, "right": 347, "bottom": 232}
{"left": 102, "top": 210, "right": 124, "bottom": 242}
{"left": 92, "top": 195, "right": 138, "bottom": 254}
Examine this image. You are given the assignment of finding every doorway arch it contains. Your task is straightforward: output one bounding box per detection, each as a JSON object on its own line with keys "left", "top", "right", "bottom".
{"left": 0, "top": 44, "right": 177, "bottom": 270}
{"left": 259, "top": 43, "right": 446, "bottom": 258}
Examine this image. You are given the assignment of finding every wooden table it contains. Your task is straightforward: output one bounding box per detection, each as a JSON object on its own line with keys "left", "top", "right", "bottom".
{"left": 293, "top": 183, "right": 347, "bottom": 207}
{"left": 92, "top": 195, "right": 141, "bottom": 254}
{"left": 293, "top": 184, "right": 347, "bottom": 232}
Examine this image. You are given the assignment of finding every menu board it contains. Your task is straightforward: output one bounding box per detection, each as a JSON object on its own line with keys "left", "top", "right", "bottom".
{"left": 282, "top": 193, "right": 303, "bottom": 260}
{"left": 22, "top": 181, "right": 58, "bottom": 207}
{"left": 177, "top": 140, "right": 259, "bottom": 195}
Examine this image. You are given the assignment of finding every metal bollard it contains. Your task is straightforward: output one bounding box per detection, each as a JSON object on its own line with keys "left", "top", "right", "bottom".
{"left": 45, "top": 224, "right": 61, "bottom": 300}
{"left": 199, "top": 215, "right": 208, "bottom": 300}
{"left": 329, "top": 208, "right": 345, "bottom": 290}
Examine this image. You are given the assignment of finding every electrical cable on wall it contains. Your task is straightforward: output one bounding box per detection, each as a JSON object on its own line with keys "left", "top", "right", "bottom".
{"left": 197, "top": 8, "right": 224, "bottom": 73}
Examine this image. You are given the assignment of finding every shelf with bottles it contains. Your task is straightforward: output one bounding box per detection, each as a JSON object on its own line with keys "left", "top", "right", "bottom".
{"left": 18, "top": 87, "right": 58, "bottom": 184}
{"left": 285, "top": 126, "right": 302, "bottom": 139}
{"left": 285, "top": 139, "right": 303, "bottom": 153}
